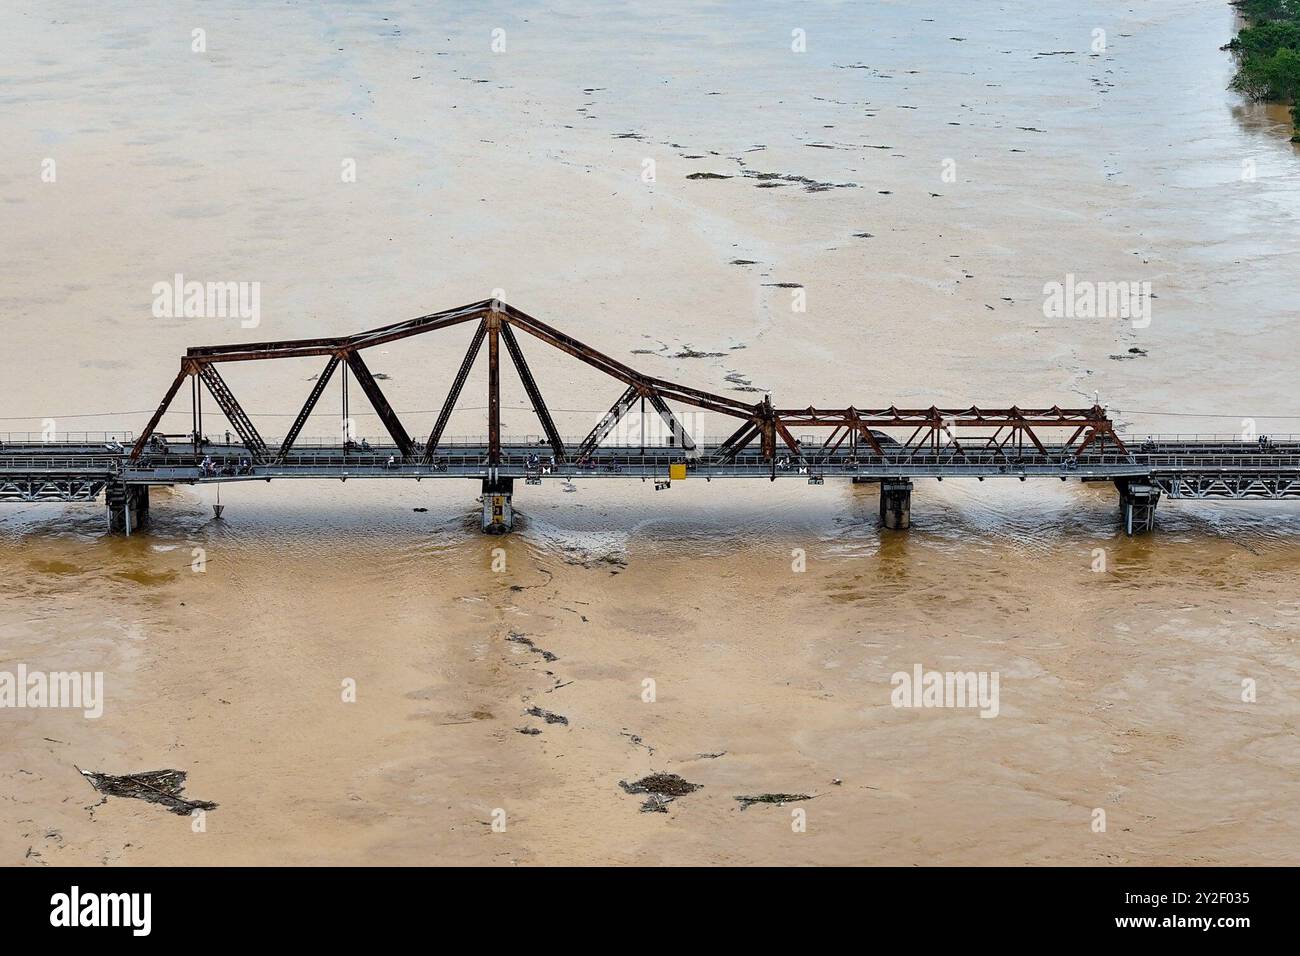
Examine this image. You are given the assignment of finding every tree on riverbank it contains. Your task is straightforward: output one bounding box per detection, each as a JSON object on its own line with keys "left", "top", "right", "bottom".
{"left": 1228, "top": 0, "right": 1300, "bottom": 140}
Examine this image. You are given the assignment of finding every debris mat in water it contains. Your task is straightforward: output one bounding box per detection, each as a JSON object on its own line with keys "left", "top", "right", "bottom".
{"left": 619, "top": 773, "right": 701, "bottom": 812}
{"left": 735, "top": 793, "right": 813, "bottom": 810}
{"left": 79, "top": 768, "right": 218, "bottom": 816}
{"left": 525, "top": 705, "right": 568, "bottom": 725}
{"left": 507, "top": 632, "right": 558, "bottom": 662}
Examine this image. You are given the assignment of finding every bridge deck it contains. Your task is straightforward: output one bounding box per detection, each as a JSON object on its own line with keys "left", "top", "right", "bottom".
{"left": 3, "top": 439, "right": 1299, "bottom": 501}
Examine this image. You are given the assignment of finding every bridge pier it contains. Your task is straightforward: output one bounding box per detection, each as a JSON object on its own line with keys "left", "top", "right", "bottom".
{"left": 1117, "top": 480, "right": 1160, "bottom": 535}
{"left": 106, "top": 482, "right": 150, "bottom": 535}
{"left": 879, "top": 479, "right": 913, "bottom": 530}
{"left": 481, "top": 477, "right": 514, "bottom": 534}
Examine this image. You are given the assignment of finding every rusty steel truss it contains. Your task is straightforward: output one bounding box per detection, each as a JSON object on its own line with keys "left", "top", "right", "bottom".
{"left": 129, "top": 299, "right": 1127, "bottom": 465}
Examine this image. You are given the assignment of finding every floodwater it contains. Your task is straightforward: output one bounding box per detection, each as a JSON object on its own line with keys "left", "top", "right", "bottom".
{"left": 1, "top": 0, "right": 1298, "bottom": 865}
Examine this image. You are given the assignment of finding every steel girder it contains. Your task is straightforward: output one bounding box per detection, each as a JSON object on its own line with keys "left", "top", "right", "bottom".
{"left": 0, "top": 478, "right": 108, "bottom": 501}
{"left": 129, "top": 300, "right": 1128, "bottom": 468}
{"left": 1155, "top": 476, "right": 1300, "bottom": 499}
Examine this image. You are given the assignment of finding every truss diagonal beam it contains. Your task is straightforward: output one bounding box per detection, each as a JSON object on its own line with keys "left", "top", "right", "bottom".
{"left": 344, "top": 350, "right": 414, "bottom": 459}
{"left": 715, "top": 419, "right": 761, "bottom": 462}
{"left": 198, "top": 363, "right": 270, "bottom": 461}
{"left": 1010, "top": 409, "right": 1049, "bottom": 457}
{"left": 422, "top": 319, "right": 487, "bottom": 463}
{"left": 499, "top": 305, "right": 756, "bottom": 419}
{"left": 500, "top": 322, "right": 565, "bottom": 461}
{"left": 278, "top": 354, "right": 340, "bottom": 460}
{"left": 646, "top": 392, "right": 697, "bottom": 451}
{"left": 129, "top": 364, "right": 189, "bottom": 460}
{"left": 577, "top": 385, "right": 639, "bottom": 458}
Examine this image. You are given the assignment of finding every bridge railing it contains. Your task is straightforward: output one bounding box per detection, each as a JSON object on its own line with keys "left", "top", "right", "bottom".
{"left": 196, "top": 434, "right": 729, "bottom": 449}
{"left": 0, "top": 456, "right": 121, "bottom": 471}
{"left": 1131, "top": 433, "right": 1300, "bottom": 443}
{"left": 7, "top": 440, "right": 1300, "bottom": 480}
{"left": 0, "top": 431, "right": 134, "bottom": 444}
{"left": 114, "top": 443, "right": 1300, "bottom": 465}
{"left": 117, "top": 448, "right": 1273, "bottom": 475}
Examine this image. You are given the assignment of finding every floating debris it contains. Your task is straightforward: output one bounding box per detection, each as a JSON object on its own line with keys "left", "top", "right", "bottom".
{"left": 516, "top": 727, "right": 542, "bottom": 736}
{"left": 639, "top": 794, "right": 674, "bottom": 813}
{"left": 734, "top": 792, "right": 814, "bottom": 810}
{"left": 742, "top": 170, "right": 856, "bottom": 192}
{"left": 621, "top": 772, "right": 700, "bottom": 797}
{"left": 619, "top": 773, "right": 701, "bottom": 813}
{"left": 525, "top": 705, "right": 568, "bottom": 725}
{"left": 507, "top": 631, "right": 558, "bottom": 662}
{"left": 620, "top": 731, "right": 655, "bottom": 755}
{"left": 79, "top": 768, "right": 217, "bottom": 816}
{"left": 672, "top": 347, "right": 725, "bottom": 359}
{"left": 686, "top": 172, "right": 732, "bottom": 180}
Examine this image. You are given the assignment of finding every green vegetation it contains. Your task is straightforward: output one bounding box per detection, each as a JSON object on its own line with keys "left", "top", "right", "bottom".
{"left": 1228, "top": 1, "right": 1300, "bottom": 140}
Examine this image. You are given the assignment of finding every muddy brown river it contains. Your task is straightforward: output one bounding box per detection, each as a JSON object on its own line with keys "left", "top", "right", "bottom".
{"left": 2, "top": 1, "right": 1298, "bottom": 865}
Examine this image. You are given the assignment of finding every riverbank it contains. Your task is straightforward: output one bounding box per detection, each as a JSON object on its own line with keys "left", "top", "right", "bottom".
{"left": 1228, "top": 0, "right": 1300, "bottom": 140}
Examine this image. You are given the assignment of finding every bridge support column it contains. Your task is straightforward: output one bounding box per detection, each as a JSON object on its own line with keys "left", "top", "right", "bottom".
{"left": 879, "top": 479, "right": 913, "bottom": 530}
{"left": 106, "top": 483, "right": 150, "bottom": 535}
{"left": 481, "top": 477, "right": 514, "bottom": 534}
{"left": 1117, "top": 480, "right": 1160, "bottom": 535}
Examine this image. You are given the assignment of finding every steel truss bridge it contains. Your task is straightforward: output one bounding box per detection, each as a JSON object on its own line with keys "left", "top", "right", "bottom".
{"left": 1, "top": 300, "right": 1297, "bottom": 535}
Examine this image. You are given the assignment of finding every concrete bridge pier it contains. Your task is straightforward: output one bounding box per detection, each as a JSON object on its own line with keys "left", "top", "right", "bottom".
{"left": 1117, "top": 480, "right": 1160, "bottom": 535}
{"left": 879, "top": 479, "right": 913, "bottom": 530}
{"left": 481, "top": 477, "right": 514, "bottom": 534}
{"left": 106, "top": 482, "right": 150, "bottom": 535}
